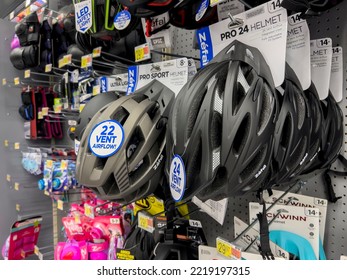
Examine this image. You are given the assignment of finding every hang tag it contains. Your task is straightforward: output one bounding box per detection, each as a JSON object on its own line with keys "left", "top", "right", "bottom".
{"left": 24, "top": 69, "right": 31, "bottom": 79}
{"left": 217, "top": 0, "right": 245, "bottom": 21}
{"left": 127, "top": 58, "right": 188, "bottom": 95}
{"left": 74, "top": 0, "right": 92, "bottom": 33}
{"left": 197, "top": 1, "right": 288, "bottom": 87}
{"left": 6, "top": 174, "right": 11, "bottom": 182}
{"left": 14, "top": 142, "right": 20, "bottom": 150}
{"left": 233, "top": 216, "right": 290, "bottom": 259}
{"left": 14, "top": 77, "right": 20, "bottom": 85}
{"left": 196, "top": 0, "right": 209, "bottom": 21}
{"left": 100, "top": 73, "right": 128, "bottom": 93}
{"left": 138, "top": 212, "right": 154, "bottom": 233}
{"left": 329, "top": 46, "right": 343, "bottom": 102}
{"left": 188, "top": 59, "right": 197, "bottom": 80}
{"left": 135, "top": 43, "right": 151, "bottom": 62}
{"left": 14, "top": 182, "right": 20, "bottom": 191}
{"left": 45, "top": 64, "right": 52, "bottom": 73}
{"left": 41, "top": 107, "right": 49, "bottom": 116}
{"left": 249, "top": 202, "right": 320, "bottom": 259}
{"left": 192, "top": 196, "right": 228, "bottom": 225}
{"left": 216, "top": 237, "right": 241, "bottom": 259}
{"left": 286, "top": 13, "right": 311, "bottom": 90}
{"left": 141, "top": 13, "right": 172, "bottom": 50}
{"left": 114, "top": 10, "right": 131, "bottom": 30}
{"left": 310, "top": 38, "right": 332, "bottom": 100}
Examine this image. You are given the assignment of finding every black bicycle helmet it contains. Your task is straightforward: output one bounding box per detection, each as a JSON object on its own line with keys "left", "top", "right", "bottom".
{"left": 310, "top": 93, "right": 344, "bottom": 171}
{"left": 268, "top": 64, "right": 311, "bottom": 186}
{"left": 76, "top": 80, "right": 175, "bottom": 203}
{"left": 166, "top": 40, "right": 279, "bottom": 201}
{"left": 299, "top": 83, "right": 323, "bottom": 174}
{"left": 118, "top": 0, "right": 178, "bottom": 17}
{"left": 72, "top": 92, "right": 121, "bottom": 142}
{"left": 169, "top": 0, "right": 218, "bottom": 30}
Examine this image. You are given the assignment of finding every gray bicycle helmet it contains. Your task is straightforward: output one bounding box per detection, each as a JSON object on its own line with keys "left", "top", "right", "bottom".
{"left": 166, "top": 40, "right": 279, "bottom": 201}
{"left": 76, "top": 80, "right": 175, "bottom": 203}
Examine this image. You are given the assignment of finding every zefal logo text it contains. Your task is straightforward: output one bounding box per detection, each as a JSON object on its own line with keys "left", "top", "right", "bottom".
{"left": 153, "top": 154, "right": 164, "bottom": 170}
{"left": 128, "top": 69, "right": 136, "bottom": 92}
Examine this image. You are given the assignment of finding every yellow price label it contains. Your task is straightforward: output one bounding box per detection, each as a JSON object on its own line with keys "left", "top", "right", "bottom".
{"left": 79, "top": 104, "right": 86, "bottom": 113}
{"left": 58, "top": 58, "right": 65, "bottom": 68}
{"left": 138, "top": 212, "right": 154, "bottom": 233}
{"left": 46, "top": 160, "right": 53, "bottom": 169}
{"left": 81, "top": 54, "right": 92, "bottom": 68}
{"left": 139, "top": 215, "right": 148, "bottom": 228}
{"left": 6, "top": 174, "right": 11, "bottom": 182}
{"left": 44, "top": 190, "right": 50, "bottom": 196}
{"left": 16, "top": 204, "right": 20, "bottom": 211}
{"left": 135, "top": 48, "right": 144, "bottom": 62}
{"left": 14, "top": 77, "right": 20, "bottom": 85}
{"left": 14, "top": 182, "right": 19, "bottom": 191}
{"left": 2, "top": 78, "right": 7, "bottom": 85}
{"left": 216, "top": 237, "right": 241, "bottom": 259}
{"left": 84, "top": 204, "right": 95, "bottom": 218}
{"left": 92, "top": 85, "right": 100, "bottom": 96}
{"left": 210, "top": 0, "right": 223, "bottom": 6}
{"left": 24, "top": 69, "right": 31, "bottom": 78}
{"left": 64, "top": 54, "right": 72, "bottom": 65}
{"left": 74, "top": 213, "right": 81, "bottom": 224}
{"left": 4, "top": 140, "right": 9, "bottom": 147}
{"left": 38, "top": 111, "right": 43, "bottom": 119}
{"left": 93, "top": 47, "right": 102, "bottom": 58}
{"left": 34, "top": 246, "right": 39, "bottom": 256}
{"left": 14, "top": 142, "right": 20, "bottom": 150}
{"left": 45, "top": 64, "right": 52, "bottom": 73}
{"left": 61, "top": 160, "right": 68, "bottom": 169}
{"left": 57, "top": 200, "right": 64, "bottom": 210}
{"left": 41, "top": 107, "right": 49, "bottom": 116}
{"left": 53, "top": 104, "right": 62, "bottom": 114}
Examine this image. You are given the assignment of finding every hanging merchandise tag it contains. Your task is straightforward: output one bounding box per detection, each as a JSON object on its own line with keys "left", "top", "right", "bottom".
{"left": 216, "top": 237, "right": 241, "bottom": 259}
{"left": 88, "top": 120, "right": 124, "bottom": 158}
{"left": 135, "top": 43, "right": 151, "bottom": 62}
{"left": 141, "top": 12, "right": 172, "bottom": 50}
{"left": 45, "top": 64, "right": 52, "bottom": 73}
{"left": 14, "top": 77, "right": 20, "bottom": 85}
{"left": 196, "top": 0, "right": 209, "bottom": 21}
{"left": 233, "top": 216, "right": 290, "bottom": 259}
{"left": 192, "top": 196, "right": 228, "bottom": 225}
{"left": 188, "top": 59, "right": 197, "bottom": 80}
{"left": 286, "top": 13, "right": 311, "bottom": 90}
{"left": 74, "top": 0, "right": 92, "bottom": 33}
{"left": 14, "top": 142, "right": 20, "bottom": 150}
{"left": 262, "top": 190, "right": 328, "bottom": 241}
{"left": 197, "top": 1, "right": 288, "bottom": 87}
{"left": 41, "top": 107, "right": 49, "bottom": 116}
{"left": 114, "top": 10, "right": 131, "bottom": 30}
{"left": 127, "top": 58, "right": 188, "bottom": 95}
{"left": 92, "top": 85, "right": 100, "bottom": 96}
{"left": 310, "top": 38, "right": 332, "bottom": 100}
{"left": 14, "top": 182, "right": 20, "bottom": 191}
{"left": 53, "top": 104, "right": 62, "bottom": 114}
{"left": 138, "top": 211, "right": 155, "bottom": 233}
{"left": 169, "top": 155, "right": 186, "bottom": 202}
{"left": 92, "top": 47, "right": 102, "bottom": 58}
{"left": 81, "top": 54, "right": 93, "bottom": 68}
{"left": 329, "top": 46, "right": 343, "bottom": 102}
{"left": 100, "top": 73, "right": 128, "bottom": 93}
{"left": 249, "top": 202, "right": 320, "bottom": 259}
{"left": 24, "top": 69, "right": 31, "bottom": 79}
{"left": 217, "top": 0, "right": 245, "bottom": 21}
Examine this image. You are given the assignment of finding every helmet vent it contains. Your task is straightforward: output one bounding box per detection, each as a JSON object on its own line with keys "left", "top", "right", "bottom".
{"left": 288, "top": 137, "right": 307, "bottom": 172}
{"left": 186, "top": 139, "right": 202, "bottom": 190}
{"left": 258, "top": 84, "right": 273, "bottom": 134}
{"left": 232, "top": 114, "right": 250, "bottom": 155}
{"left": 111, "top": 107, "right": 129, "bottom": 125}
{"left": 240, "top": 146, "right": 266, "bottom": 182}
{"left": 280, "top": 114, "right": 292, "bottom": 148}
{"left": 294, "top": 88, "right": 306, "bottom": 129}
{"left": 186, "top": 88, "right": 207, "bottom": 139}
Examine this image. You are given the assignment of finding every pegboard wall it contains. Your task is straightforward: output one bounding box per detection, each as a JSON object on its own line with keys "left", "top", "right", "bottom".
{"left": 174, "top": 2, "right": 347, "bottom": 260}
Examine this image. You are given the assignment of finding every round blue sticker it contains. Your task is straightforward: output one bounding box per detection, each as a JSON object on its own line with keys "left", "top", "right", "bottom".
{"left": 196, "top": 0, "right": 209, "bottom": 22}
{"left": 170, "top": 155, "right": 186, "bottom": 202}
{"left": 88, "top": 120, "right": 124, "bottom": 158}
{"left": 114, "top": 10, "right": 131, "bottom": 30}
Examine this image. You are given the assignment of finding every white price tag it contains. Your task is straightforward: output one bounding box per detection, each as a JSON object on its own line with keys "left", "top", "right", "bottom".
{"left": 310, "top": 38, "right": 332, "bottom": 100}
{"left": 329, "top": 46, "right": 343, "bottom": 102}
{"left": 189, "top": 219, "right": 202, "bottom": 228}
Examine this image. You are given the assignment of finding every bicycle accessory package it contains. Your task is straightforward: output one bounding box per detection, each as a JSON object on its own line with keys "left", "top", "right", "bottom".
{"left": 166, "top": 40, "right": 279, "bottom": 201}
{"left": 76, "top": 80, "right": 175, "bottom": 203}
{"left": 169, "top": 0, "right": 218, "bottom": 30}
{"left": 268, "top": 64, "right": 311, "bottom": 187}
